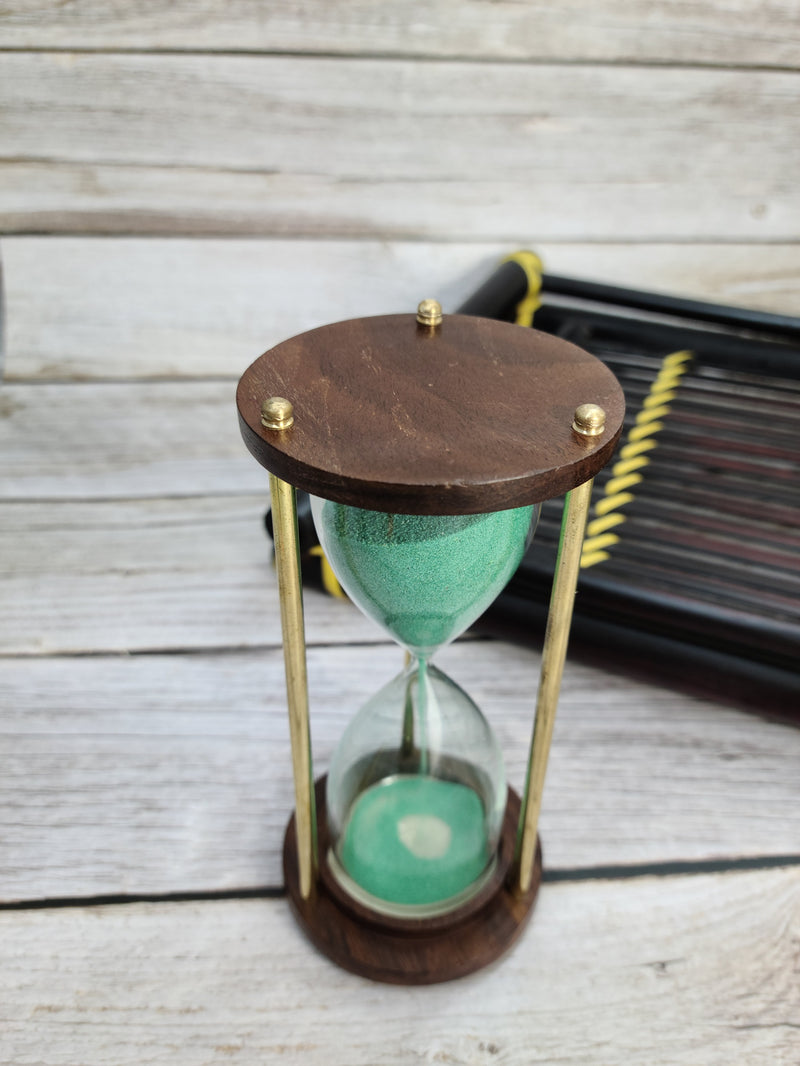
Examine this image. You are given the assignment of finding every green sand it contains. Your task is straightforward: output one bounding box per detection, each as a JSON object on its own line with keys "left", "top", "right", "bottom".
{"left": 340, "top": 776, "right": 488, "bottom": 905}
{"left": 314, "top": 503, "right": 534, "bottom": 653}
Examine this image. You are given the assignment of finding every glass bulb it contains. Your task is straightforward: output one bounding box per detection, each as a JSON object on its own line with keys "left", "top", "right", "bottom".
{"left": 310, "top": 499, "right": 536, "bottom": 656}
{"left": 310, "top": 497, "right": 537, "bottom": 916}
{"left": 325, "top": 660, "right": 506, "bottom": 914}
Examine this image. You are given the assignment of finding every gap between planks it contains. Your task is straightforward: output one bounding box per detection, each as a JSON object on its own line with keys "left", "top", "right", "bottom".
{"left": 3, "top": 642, "right": 800, "bottom": 901}
{"left": 0, "top": 47, "right": 797, "bottom": 75}
{"left": 1, "top": 869, "right": 798, "bottom": 1065}
{"left": 0, "top": 0, "right": 798, "bottom": 69}
{"left": 3, "top": 853, "right": 800, "bottom": 913}
{"left": 1, "top": 56, "right": 797, "bottom": 241}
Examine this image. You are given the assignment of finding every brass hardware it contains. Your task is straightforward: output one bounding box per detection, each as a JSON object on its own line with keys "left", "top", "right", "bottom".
{"left": 269, "top": 473, "right": 317, "bottom": 899}
{"left": 416, "top": 299, "right": 443, "bottom": 327}
{"left": 572, "top": 403, "right": 606, "bottom": 437}
{"left": 515, "top": 476, "right": 595, "bottom": 894}
{"left": 262, "top": 396, "right": 294, "bottom": 431}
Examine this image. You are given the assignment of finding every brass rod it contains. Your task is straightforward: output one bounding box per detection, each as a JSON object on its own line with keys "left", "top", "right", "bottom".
{"left": 515, "top": 477, "right": 595, "bottom": 894}
{"left": 269, "top": 473, "right": 317, "bottom": 899}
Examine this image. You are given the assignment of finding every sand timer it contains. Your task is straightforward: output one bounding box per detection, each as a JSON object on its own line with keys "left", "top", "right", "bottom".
{"left": 236, "top": 303, "right": 624, "bottom": 983}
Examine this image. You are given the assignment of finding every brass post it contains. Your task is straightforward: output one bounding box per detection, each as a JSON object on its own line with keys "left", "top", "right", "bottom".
{"left": 515, "top": 404, "right": 605, "bottom": 894}
{"left": 267, "top": 419, "right": 317, "bottom": 899}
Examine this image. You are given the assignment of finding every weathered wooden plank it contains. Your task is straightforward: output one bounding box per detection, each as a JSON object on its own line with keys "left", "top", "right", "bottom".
{"left": 0, "top": 238, "right": 506, "bottom": 381}
{"left": 0, "top": 381, "right": 262, "bottom": 500}
{"left": 1, "top": 55, "right": 797, "bottom": 240}
{"left": 1, "top": 870, "right": 798, "bottom": 1064}
{"left": 5, "top": 238, "right": 800, "bottom": 382}
{"left": 2, "top": 643, "right": 799, "bottom": 900}
{"left": 0, "top": 497, "right": 380, "bottom": 655}
{"left": 1, "top": 0, "right": 798, "bottom": 68}
{"left": 7, "top": 158, "right": 793, "bottom": 241}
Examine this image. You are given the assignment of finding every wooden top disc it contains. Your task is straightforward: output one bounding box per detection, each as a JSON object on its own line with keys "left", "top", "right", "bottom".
{"left": 236, "top": 313, "right": 625, "bottom": 514}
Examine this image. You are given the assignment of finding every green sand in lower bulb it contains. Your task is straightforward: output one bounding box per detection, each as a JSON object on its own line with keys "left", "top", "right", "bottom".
{"left": 339, "top": 776, "right": 488, "bottom": 905}
{"left": 313, "top": 502, "right": 535, "bottom": 653}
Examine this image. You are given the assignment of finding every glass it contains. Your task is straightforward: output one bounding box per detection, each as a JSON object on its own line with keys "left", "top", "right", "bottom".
{"left": 311, "top": 497, "right": 538, "bottom": 917}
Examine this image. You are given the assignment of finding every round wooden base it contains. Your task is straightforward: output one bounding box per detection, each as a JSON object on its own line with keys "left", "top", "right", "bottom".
{"left": 283, "top": 777, "right": 542, "bottom": 985}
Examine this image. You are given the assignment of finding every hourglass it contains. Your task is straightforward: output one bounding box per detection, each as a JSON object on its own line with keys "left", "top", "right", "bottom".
{"left": 237, "top": 303, "right": 624, "bottom": 983}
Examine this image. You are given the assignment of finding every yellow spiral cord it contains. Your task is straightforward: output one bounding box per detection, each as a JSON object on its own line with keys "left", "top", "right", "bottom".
{"left": 580, "top": 350, "right": 693, "bottom": 568}
{"left": 309, "top": 545, "right": 347, "bottom": 598}
{"left": 504, "top": 251, "right": 544, "bottom": 328}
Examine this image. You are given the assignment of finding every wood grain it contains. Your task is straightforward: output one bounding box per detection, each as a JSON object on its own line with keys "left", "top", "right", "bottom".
{"left": 3, "top": 157, "right": 794, "bottom": 241}
{"left": 1, "top": 869, "right": 798, "bottom": 1063}
{"left": 237, "top": 313, "right": 625, "bottom": 512}
{"left": 2, "top": 642, "right": 799, "bottom": 901}
{"left": 1, "top": 2, "right": 798, "bottom": 1056}
{"left": 0, "top": 381, "right": 263, "bottom": 500}
{"left": 284, "top": 781, "right": 541, "bottom": 984}
{"left": 0, "top": 497, "right": 387, "bottom": 655}
{"left": 0, "top": 364, "right": 606, "bottom": 507}
{"left": 5, "top": 238, "right": 800, "bottom": 382}
{"left": 1, "top": 55, "right": 797, "bottom": 240}
{"left": 1, "top": 1, "right": 798, "bottom": 67}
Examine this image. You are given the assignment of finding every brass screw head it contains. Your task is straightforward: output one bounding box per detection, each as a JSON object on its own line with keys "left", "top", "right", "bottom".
{"left": 572, "top": 403, "right": 606, "bottom": 437}
{"left": 416, "top": 299, "right": 443, "bottom": 327}
{"left": 261, "top": 396, "right": 294, "bottom": 431}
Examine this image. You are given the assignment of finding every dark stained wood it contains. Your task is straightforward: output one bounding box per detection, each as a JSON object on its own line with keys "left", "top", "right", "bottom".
{"left": 237, "top": 314, "right": 625, "bottom": 513}
{"left": 283, "top": 777, "right": 542, "bottom": 984}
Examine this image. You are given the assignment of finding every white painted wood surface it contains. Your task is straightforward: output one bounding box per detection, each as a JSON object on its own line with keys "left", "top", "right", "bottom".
{"left": 1, "top": 0, "right": 798, "bottom": 67}
{"left": 2, "top": 870, "right": 799, "bottom": 1065}
{"left": 1, "top": 54, "right": 797, "bottom": 240}
{"left": 7, "top": 153, "right": 794, "bottom": 240}
{"left": 0, "top": 497, "right": 385, "bottom": 653}
{"left": 2, "top": 642, "right": 800, "bottom": 901}
{"left": 2, "top": 5, "right": 798, "bottom": 1061}
{"left": 0, "top": 382, "right": 263, "bottom": 499}
{"left": 4, "top": 238, "right": 800, "bottom": 382}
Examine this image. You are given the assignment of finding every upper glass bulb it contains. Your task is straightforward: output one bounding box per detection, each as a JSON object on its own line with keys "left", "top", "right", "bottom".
{"left": 310, "top": 498, "right": 537, "bottom": 657}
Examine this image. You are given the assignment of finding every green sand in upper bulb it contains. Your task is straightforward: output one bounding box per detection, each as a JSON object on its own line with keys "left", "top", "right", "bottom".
{"left": 315, "top": 503, "right": 534, "bottom": 653}
{"left": 339, "top": 776, "right": 488, "bottom": 905}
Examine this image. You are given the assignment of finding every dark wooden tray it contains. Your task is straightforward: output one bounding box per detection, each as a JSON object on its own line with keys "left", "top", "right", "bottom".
{"left": 463, "top": 261, "right": 800, "bottom": 717}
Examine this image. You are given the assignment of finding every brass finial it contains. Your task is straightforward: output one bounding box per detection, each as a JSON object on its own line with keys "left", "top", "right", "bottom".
{"left": 572, "top": 403, "right": 606, "bottom": 437}
{"left": 261, "top": 396, "right": 294, "bottom": 431}
{"left": 416, "top": 299, "right": 443, "bottom": 327}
